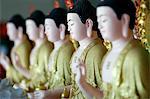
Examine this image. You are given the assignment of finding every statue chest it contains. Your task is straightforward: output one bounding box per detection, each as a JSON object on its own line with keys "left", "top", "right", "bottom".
{"left": 102, "top": 50, "right": 121, "bottom": 83}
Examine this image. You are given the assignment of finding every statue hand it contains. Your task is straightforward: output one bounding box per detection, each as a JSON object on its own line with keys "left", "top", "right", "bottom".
{"left": 34, "top": 90, "right": 46, "bottom": 99}
{"left": 44, "top": 82, "right": 49, "bottom": 89}
{"left": 0, "top": 52, "right": 11, "bottom": 70}
{"left": 75, "top": 60, "right": 86, "bottom": 86}
{"left": 13, "top": 52, "right": 22, "bottom": 67}
{"left": 27, "top": 92, "right": 34, "bottom": 99}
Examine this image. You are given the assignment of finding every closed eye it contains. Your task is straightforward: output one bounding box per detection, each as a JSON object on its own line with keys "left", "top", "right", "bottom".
{"left": 71, "top": 23, "right": 74, "bottom": 26}
{"left": 102, "top": 19, "right": 107, "bottom": 23}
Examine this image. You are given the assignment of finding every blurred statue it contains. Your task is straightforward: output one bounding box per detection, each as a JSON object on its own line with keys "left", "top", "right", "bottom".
{"left": 33, "top": 8, "right": 75, "bottom": 99}
{"left": 0, "top": 14, "right": 32, "bottom": 84}
{"left": 14, "top": 10, "right": 53, "bottom": 92}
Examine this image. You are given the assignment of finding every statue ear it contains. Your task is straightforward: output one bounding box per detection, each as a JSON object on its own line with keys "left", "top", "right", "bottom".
{"left": 86, "top": 19, "right": 93, "bottom": 38}
{"left": 121, "top": 14, "right": 130, "bottom": 38}
{"left": 59, "top": 24, "right": 66, "bottom": 40}
{"left": 39, "top": 24, "right": 45, "bottom": 38}
{"left": 18, "top": 26, "right": 23, "bottom": 39}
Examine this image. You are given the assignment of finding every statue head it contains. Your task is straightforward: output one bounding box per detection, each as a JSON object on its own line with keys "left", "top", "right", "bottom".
{"left": 26, "top": 10, "right": 45, "bottom": 41}
{"left": 7, "top": 14, "right": 26, "bottom": 41}
{"left": 97, "top": 0, "right": 136, "bottom": 41}
{"left": 45, "top": 8, "right": 67, "bottom": 42}
{"left": 67, "top": 0, "right": 99, "bottom": 41}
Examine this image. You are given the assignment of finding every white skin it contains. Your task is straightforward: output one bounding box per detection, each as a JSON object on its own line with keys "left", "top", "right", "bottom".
{"left": 33, "top": 18, "right": 67, "bottom": 99}
{"left": 73, "top": 6, "right": 132, "bottom": 99}
{"left": 67, "top": 13, "right": 87, "bottom": 41}
{"left": 96, "top": 7, "right": 130, "bottom": 42}
{"left": 45, "top": 19, "right": 60, "bottom": 42}
{"left": 0, "top": 22, "right": 24, "bottom": 70}
{"left": 26, "top": 19, "right": 45, "bottom": 42}
{"left": 45, "top": 18, "right": 66, "bottom": 49}
{"left": 7, "top": 23, "right": 19, "bottom": 41}
{"left": 26, "top": 19, "right": 39, "bottom": 41}
{"left": 67, "top": 13, "right": 97, "bottom": 40}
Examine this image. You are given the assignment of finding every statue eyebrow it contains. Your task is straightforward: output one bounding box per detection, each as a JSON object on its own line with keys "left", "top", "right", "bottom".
{"left": 97, "top": 15, "right": 105, "bottom": 18}
{"left": 67, "top": 19, "right": 72, "bottom": 22}
{"left": 44, "top": 23, "right": 48, "bottom": 26}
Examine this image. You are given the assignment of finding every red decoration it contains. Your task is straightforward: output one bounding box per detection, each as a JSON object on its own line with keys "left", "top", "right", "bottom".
{"left": 0, "top": 22, "right": 7, "bottom": 38}
{"left": 65, "top": 0, "right": 74, "bottom": 9}
{"left": 0, "top": 64, "right": 6, "bottom": 79}
{"left": 29, "top": 3, "right": 36, "bottom": 14}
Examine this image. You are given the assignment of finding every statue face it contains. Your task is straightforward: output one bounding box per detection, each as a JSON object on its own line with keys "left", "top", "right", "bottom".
{"left": 6, "top": 23, "right": 18, "bottom": 41}
{"left": 26, "top": 19, "right": 39, "bottom": 41}
{"left": 44, "top": 18, "right": 59, "bottom": 42}
{"left": 67, "top": 13, "right": 87, "bottom": 41}
{"left": 97, "top": 6, "right": 122, "bottom": 41}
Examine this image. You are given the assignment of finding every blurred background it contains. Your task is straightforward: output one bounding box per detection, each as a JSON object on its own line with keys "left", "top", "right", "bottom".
{"left": 0, "top": 0, "right": 101, "bottom": 21}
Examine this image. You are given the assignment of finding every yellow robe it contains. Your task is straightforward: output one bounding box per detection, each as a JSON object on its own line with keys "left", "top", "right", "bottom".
{"left": 102, "top": 40, "right": 150, "bottom": 99}
{"left": 28, "top": 39, "right": 53, "bottom": 90}
{"left": 71, "top": 39, "right": 107, "bottom": 99}
{"left": 7, "top": 37, "right": 32, "bottom": 83}
{"left": 47, "top": 40, "right": 75, "bottom": 89}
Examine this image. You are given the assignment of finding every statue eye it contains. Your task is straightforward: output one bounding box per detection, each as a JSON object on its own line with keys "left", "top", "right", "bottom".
{"left": 45, "top": 26, "right": 49, "bottom": 30}
{"left": 71, "top": 23, "right": 74, "bottom": 26}
{"left": 102, "top": 19, "right": 107, "bottom": 23}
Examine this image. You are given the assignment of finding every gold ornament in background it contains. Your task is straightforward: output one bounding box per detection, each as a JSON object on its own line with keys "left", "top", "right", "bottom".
{"left": 145, "top": 4, "right": 150, "bottom": 52}
{"left": 134, "top": 0, "right": 150, "bottom": 52}
{"left": 148, "top": 0, "right": 150, "bottom": 10}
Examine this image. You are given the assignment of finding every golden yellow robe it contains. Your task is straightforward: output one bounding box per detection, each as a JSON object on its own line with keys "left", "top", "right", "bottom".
{"left": 71, "top": 39, "right": 107, "bottom": 99}
{"left": 7, "top": 37, "right": 32, "bottom": 83}
{"left": 102, "top": 40, "right": 150, "bottom": 99}
{"left": 28, "top": 39, "right": 53, "bottom": 89}
{"left": 47, "top": 40, "right": 75, "bottom": 89}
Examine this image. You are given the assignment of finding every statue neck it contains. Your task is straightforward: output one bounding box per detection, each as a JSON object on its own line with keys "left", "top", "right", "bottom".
{"left": 111, "top": 37, "right": 132, "bottom": 52}
{"left": 35, "top": 38, "right": 45, "bottom": 47}
{"left": 79, "top": 37, "right": 93, "bottom": 49}
{"left": 14, "top": 35, "right": 26, "bottom": 46}
{"left": 54, "top": 39, "right": 66, "bottom": 50}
